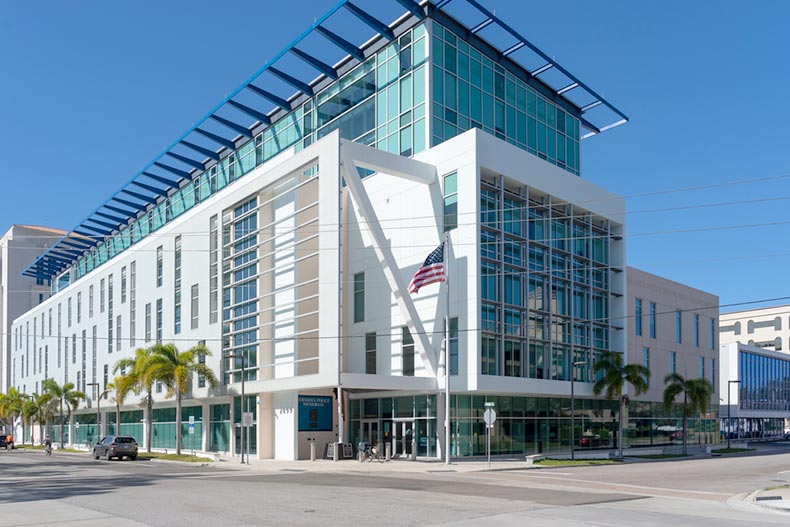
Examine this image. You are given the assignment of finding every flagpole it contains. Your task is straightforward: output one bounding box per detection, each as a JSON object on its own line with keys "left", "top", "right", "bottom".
{"left": 444, "top": 232, "right": 451, "bottom": 465}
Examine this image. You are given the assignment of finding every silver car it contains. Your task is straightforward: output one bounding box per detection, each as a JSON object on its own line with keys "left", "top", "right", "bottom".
{"left": 92, "top": 435, "right": 138, "bottom": 461}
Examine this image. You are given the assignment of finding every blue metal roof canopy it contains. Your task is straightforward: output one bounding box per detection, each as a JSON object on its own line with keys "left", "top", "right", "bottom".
{"left": 23, "top": 0, "right": 627, "bottom": 282}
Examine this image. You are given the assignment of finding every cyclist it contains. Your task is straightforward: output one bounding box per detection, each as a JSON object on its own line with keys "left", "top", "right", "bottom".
{"left": 43, "top": 435, "right": 52, "bottom": 456}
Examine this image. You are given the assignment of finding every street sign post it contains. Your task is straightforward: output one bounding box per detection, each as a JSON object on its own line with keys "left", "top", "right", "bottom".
{"left": 483, "top": 409, "right": 497, "bottom": 468}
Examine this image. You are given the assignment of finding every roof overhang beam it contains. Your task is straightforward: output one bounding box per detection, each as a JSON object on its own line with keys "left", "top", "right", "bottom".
{"left": 315, "top": 26, "right": 365, "bottom": 62}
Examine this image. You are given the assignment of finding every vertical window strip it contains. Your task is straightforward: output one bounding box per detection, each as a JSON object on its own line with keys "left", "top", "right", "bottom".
{"left": 174, "top": 236, "right": 182, "bottom": 334}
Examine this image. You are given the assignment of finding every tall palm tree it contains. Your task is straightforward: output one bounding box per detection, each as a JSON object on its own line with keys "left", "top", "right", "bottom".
{"left": 0, "top": 387, "right": 26, "bottom": 437}
{"left": 593, "top": 350, "right": 650, "bottom": 458}
{"left": 107, "top": 376, "right": 135, "bottom": 436}
{"left": 147, "top": 342, "right": 218, "bottom": 455}
{"left": 21, "top": 397, "right": 39, "bottom": 445}
{"left": 42, "top": 379, "right": 85, "bottom": 449}
{"left": 115, "top": 347, "right": 156, "bottom": 452}
{"left": 663, "top": 373, "right": 714, "bottom": 456}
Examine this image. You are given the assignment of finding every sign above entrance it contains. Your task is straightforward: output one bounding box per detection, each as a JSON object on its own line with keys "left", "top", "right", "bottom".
{"left": 298, "top": 395, "right": 333, "bottom": 432}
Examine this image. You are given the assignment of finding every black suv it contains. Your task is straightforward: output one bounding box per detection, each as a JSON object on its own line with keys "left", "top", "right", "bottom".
{"left": 92, "top": 435, "right": 138, "bottom": 460}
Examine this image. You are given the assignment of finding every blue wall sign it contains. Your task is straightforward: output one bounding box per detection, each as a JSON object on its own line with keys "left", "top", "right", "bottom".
{"left": 298, "top": 395, "right": 333, "bottom": 432}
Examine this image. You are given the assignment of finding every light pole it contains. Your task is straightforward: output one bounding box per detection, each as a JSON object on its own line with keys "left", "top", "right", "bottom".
{"left": 570, "top": 360, "right": 586, "bottom": 461}
{"left": 225, "top": 353, "right": 247, "bottom": 464}
{"left": 727, "top": 380, "right": 741, "bottom": 450}
{"left": 86, "top": 383, "right": 100, "bottom": 441}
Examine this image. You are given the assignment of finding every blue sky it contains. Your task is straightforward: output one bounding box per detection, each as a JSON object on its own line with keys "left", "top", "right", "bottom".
{"left": 1, "top": 0, "right": 788, "bottom": 311}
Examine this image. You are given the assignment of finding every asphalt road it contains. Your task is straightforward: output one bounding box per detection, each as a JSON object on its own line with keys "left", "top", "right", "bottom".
{"left": 1, "top": 446, "right": 789, "bottom": 526}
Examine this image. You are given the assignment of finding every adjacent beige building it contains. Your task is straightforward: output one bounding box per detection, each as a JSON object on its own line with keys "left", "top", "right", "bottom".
{"left": 720, "top": 304, "right": 790, "bottom": 352}
{"left": 0, "top": 225, "right": 64, "bottom": 392}
{"left": 627, "top": 267, "right": 719, "bottom": 403}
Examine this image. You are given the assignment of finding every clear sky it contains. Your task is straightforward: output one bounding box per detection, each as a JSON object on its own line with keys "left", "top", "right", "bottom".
{"left": 1, "top": 0, "right": 788, "bottom": 312}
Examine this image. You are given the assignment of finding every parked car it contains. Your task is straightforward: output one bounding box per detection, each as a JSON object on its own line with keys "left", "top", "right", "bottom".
{"left": 92, "top": 435, "right": 138, "bottom": 461}
{"left": 0, "top": 435, "right": 13, "bottom": 450}
{"left": 579, "top": 434, "right": 604, "bottom": 448}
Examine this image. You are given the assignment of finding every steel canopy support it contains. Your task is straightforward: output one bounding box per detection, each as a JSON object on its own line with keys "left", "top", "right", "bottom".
{"left": 121, "top": 189, "right": 159, "bottom": 205}
{"left": 131, "top": 181, "right": 170, "bottom": 198}
{"left": 395, "top": 0, "right": 425, "bottom": 19}
{"left": 166, "top": 151, "right": 206, "bottom": 171}
{"left": 209, "top": 115, "right": 253, "bottom": 138}
{"left": 94, "top": 211, "right": 127, "bottom": 224}
{"left": 102, "top": 204, "right": 136, "bottom": 217}
{"left": 315, "top": 26, "right": 365, "bottom": 62}
{"left": 86, "top": 217, "right": 119, "bottom": 231}
{"left": 344, "top": 2, "right": 394, "bottom": 40}
{"left": 290, "top": 47, "right": 338, "bottom": 80}
{"left": 80, "top": 224, "right": 112, "bottom": 236}
{"left": 153, "top": 162, "right": 191, "bottom": 180}
{"left": 268, "top": 67, "right": 314, "bottom": 96}
{"left": 470, "top": 18, "right": 493, "bottom": 34}
{"left": 227, "top": 100, "right": 272, "bottom": 126}
{"left": 180, "top": 140, "right": 220, "bottom": 161}
{"left": 143, "top": 171, "right": 180, "bottom": 188}
{"left": 195, "top": 128, "right": 237, "bottom": 150}
{"left": 246, "top": 84, "right": 291, "bottom": 111}
{"left": 113, "top": 196, "right": 150, "bottom": 211}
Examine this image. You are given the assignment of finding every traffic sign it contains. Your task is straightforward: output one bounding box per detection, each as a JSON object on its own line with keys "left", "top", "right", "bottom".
{"left": 483, "top": 408, "right": 497, "bottom": 426}
{"left": 484, "top": 401, "right": 495, "bottom": 408}
{"left": 242, "top": 412, "right": 254, "bottom": 427}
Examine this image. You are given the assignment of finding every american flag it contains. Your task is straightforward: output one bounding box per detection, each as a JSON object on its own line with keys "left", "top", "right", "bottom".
{"left": 408, "top": 242, "right": 446, "bottom": 294}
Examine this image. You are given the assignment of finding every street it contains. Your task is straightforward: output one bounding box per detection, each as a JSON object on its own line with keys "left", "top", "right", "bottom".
{"left": 1, "top": 446, "right": 789, "bottom": 526}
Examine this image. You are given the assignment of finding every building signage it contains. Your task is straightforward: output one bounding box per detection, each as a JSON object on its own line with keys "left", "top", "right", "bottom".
{"left": 298, "top": 395, "right": 333, "bottom": 432}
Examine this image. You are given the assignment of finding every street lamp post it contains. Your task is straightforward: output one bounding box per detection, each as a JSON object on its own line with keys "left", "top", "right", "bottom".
{"left": 570, "top": 360, "right": 587, "bottom": 461}
{"left": 727, "top": 380, "right": 741, "bottom": 450}
{"left": 226, "top": 353, "right": 247, "bottom": 464}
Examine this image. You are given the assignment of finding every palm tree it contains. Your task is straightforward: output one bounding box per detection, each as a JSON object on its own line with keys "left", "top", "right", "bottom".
{"left": 663, "top": 373, "right": 715, "bottom": 456}
{"left": 106, "top": 376, "right": 135, "bottom": 436}
{"left": 147, "top": 342, "right": 218, "bottom": 455}
{"left": 115, "top": 347, "right": 156, "bottom": 452}
{"left": 0, "top": 387, "right": 26, "bottom": 438}
{"left": 593, "top": 350, "right": 650, "bottom": 458}
{"left": 42, "top": 379, "right": 85, "bottom": 449}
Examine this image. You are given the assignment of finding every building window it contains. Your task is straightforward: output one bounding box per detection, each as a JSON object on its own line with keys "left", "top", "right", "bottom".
{"left": 130, "top": 261, "right": 136, "bottom": 346}
{"left": 108, "top": 274, "right": 114, "bottom": 353}
{"left": 156, "top": 298, "right": 163, "bottom": 343}
{"left": 77, "top": 292, "right": 82, "bottom": 323}
{"left": 156, "top": 246, "right": 163, "bottom": 287}
{"left": 191, "top": 284, "right": 199, "bottom": 330}
{"left": 670, "top": 351, "right": 676, "bottom": 374}
{"left": 145, "top": 303, "right": 152, "bottom": 343}
{"left": 443, "top": 171, "right": 458, "bottom": 231}
{"left": 448, "top": 317, "right": 459, "bottom": 375}
{"left": 699, "top": 356, "right": 705, "bottom": 378}
{"left": 635, "top": 298, "right": 642, "bottom": 336}
{"left": 121, "top": 266, "right": 127, "bottom": 303}
{"left": 103, "top": 364, "right": 108, "bottom": 395}
{"left": 711, "top": 358, "right": 715, "bottom": 386}
{"left": 48, "top": 309, "right": 52, "bottom": 336}
{"left": 72, "top": 334, "right": 76, "bottom": 364}
{"left": 365, "top": 332, "right": 377, "bottom": 374}
{"left": 116, "top": 316, "right": 122, "bottom": 352}
{"left": 67, "top": 297, "right": 72, "bottom": 327}
{"left": 88, "top": 285, "right": 94, "bottom": 318}
{"left": 198, "top": 343, "right": 206, "bottom": 388}
{"left": 174, "top": 236, "right": 182, "bottom": 334}
{"left": 676, "top": 310, "right": 682, "bottom": 344}
{"left": 710, "top": 318, "right": 715, "bottom": 350}
{"left": 642, "top": 347, "right": 650, "bottom": 386}
{"left": 649, "top": 302, "right": 656, "bottom": 339}
{"left": 694, "top": 314, "right": 700, "bottom": 347}
{"left": 38, "top": 293, "right": 44, "bottom": 304}
{"left": 209, "top": 215, "right": 219, "bottom": 324}
{"left": 100, "top": 278, "right": 105, "bottom": 313}
{"left": 402, "top": 327, "right": 414, "bottom": 376}
{"left": 353, "top": 272, "right": 365, "bottom": 323}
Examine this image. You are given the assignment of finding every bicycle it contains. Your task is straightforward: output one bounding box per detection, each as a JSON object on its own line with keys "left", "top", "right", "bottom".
{"left": 45, "top": 444, "right": 52, "bottom": 456}
{"left": 357, "top": 442, "right": 385, "bottom": 463}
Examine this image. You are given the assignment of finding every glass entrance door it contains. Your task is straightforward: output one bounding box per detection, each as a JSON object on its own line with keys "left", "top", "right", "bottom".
{"left": 360, "top": 419, "right": 379, "bottom": 449}
{"left": 390, "top": 420, "right": 414, "bottom": 458}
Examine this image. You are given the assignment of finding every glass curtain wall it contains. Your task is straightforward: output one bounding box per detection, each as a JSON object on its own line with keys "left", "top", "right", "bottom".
{"left": 480, "top": 175, "right": 613, "bottom": 384}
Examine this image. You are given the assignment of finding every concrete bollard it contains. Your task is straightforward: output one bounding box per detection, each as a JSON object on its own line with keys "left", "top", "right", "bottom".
{"left": 385, "top": 442, "right": 391, "bottom": 461}
{"left": 411, "top": 440, "right": 417, "bottom": 461}
{"left": 310, "top": 440, "right": 316, "bottom": 462}
{"left": 333, "top": 442, "right": 339, "bottom": 462}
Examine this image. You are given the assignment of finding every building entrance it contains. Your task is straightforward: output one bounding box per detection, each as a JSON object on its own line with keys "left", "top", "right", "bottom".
{"left": 389, "top": 418, "right": 414, "bottom": 458}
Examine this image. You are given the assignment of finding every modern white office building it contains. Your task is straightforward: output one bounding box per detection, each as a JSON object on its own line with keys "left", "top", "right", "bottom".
{"left": 1, "top": 224, "right": 64, "bottom": 393}
{"left": 11, "top": 0, "right": 642, "bottom": 459}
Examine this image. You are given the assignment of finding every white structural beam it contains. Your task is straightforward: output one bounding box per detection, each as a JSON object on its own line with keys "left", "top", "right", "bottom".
{"left": 339, "top": 141, "right": 438, "bottom": 377}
